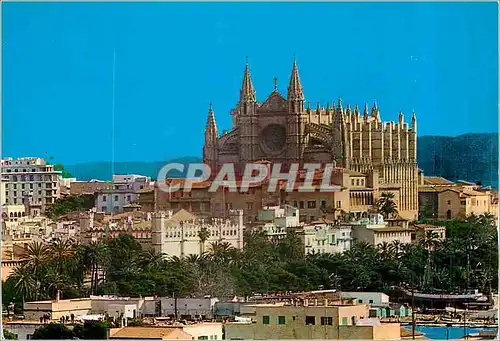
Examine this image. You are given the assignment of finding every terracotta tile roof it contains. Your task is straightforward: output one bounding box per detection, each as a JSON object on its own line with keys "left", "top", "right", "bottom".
{"left": 109, "top": 327, "right": 192, "bottom": 340}
{"left": 414, "top": 224, "right": 446, "bottom": 230}
{"left": 423, "top": 177, "right": 456, "bottom": 186}
{"left": 309, "top": 218, "right": 335, "bottom": 225}
{"left": 370, "top": 226, "right": 414, "bottom": 232}
{"left": 461, "top": 189, "right": 488, "bottom": 197}
{"left": 170, "top": 209, "right": 197, "bottom": 222}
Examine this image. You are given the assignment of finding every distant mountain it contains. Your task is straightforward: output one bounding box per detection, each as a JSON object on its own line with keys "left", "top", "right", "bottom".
{"left": 65, "top": 133, "right": 498, "bottom": 188}
{"left": 65, "top": 157, "right": 202, "bottom": 181}
{"left": 417, "top": 133, "right": 498, "bottom": 189}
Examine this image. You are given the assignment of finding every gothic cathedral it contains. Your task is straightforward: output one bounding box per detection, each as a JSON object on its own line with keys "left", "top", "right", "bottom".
{"left": 203, "top": 59, "right": 419, "bottom": 220}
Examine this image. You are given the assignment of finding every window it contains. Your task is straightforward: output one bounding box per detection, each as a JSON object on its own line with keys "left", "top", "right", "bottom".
{"left": 21, "top": 184, "right": 25, "bottom": 189}
{"left": 321, "top": 200, "right": 326, "bottom": 209}
{"left": 341, "top": 317, "right": 348, "bottom": 325}
{"left": 127, "top": 195, "right": 131, "bottom": 202}
{"left": 447, "top": 200, "right": 451, "bottom": 205}
{"left": 198, "top": 337, "right": 209, "bottom": 340}
{"left": 13, "top": 184, "right": 17, "bottom": 189}
{"left": 278, "top": 316, "right": 286, "bottom": 325}
{"left": 369, "top": 299, "right": 374, "bottom": 304}
{"left": 247, "top": 202, "right": 253, "bottom": 210}
{"left": 262, "top": 316, "right": 270, "bottom": 325}
{"left": 307, "top": 201, "right": 316, "bottom": 209}
{"left": 351, "top": 179, "right": 355, "bottom": 186}
{"left": 299, "top": 201, "right": 304, "bottom": 209}
{"left": 320, "top": 317, "right": 333, "bottom": 326}
{"left": 38, "top": 183, "right": 41, "bottom": 188}
{"left": 337, "top": 201, "right": 341, "bottom": 208}
{"left": 358, "top": 299, "right": 363, "bottom": 304}
{"left": 30, "top": 184, "right": 33, "bottom": 189}
{"left": 305, "top": 316, "right": 315, "bottom": 325}
{"left": 113, "top": 206, "right": 119, "bottom": 212}
{"left": 103, "top": 196, "right": 107, "bottom": 202}
{"left": 114, "top": 195, "right": 119, "bottom": 201}
{"left": 293, "top": 201, "right": 298, "bottom": 207}
{"left": 356, "top": 179, "right": 360, "bottom": 186}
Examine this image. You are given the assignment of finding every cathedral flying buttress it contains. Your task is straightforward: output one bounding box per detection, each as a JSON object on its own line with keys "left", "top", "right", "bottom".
{"left": 202, "top": 58, "right": 420, "bottom": 220}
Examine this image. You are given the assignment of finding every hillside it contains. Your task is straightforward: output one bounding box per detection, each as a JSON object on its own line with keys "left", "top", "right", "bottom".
{"left": 417, "top": 133, "right": 498, "bottom": 188}
{"left": 64, "top": 157, "right": 202, "bottom": 181}
{"left": 65, "top": 133, "right": 498, "bottom": 188}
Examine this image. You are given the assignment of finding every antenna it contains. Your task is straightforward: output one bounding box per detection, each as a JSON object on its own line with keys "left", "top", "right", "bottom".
{"left": 111, "top": 48, "right": 116, "bottom": 180}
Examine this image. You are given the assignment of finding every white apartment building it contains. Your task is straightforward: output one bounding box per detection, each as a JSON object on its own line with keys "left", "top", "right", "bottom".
{"left": 1, "top": 157, "right": 61, "bottom": 210}
{"left": 349, "top": 214, "right": 413, "bottom": 246}
{"left": 301, "top": 220, "right": 353, "bottom": 255}
{"left": 95, "top": 174, "right": 151, "bottom": 214}
{"left": 258, "top": 205, "right": 300, "bottom": 228}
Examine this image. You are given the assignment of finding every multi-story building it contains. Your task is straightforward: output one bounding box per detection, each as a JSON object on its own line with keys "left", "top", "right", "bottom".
{"left": 1, "top": 157, "right": 61, "bottom": 211}
{"left": 300, "top": 219, "right": 353, "bottom": 254}
{"left": 224, "top": 300, "right": 401, "bottom": 340}
{"left": 70, "top": 180, "right": 112, "bottom": 196}
{"left": 419, "top": 176, "right": 498, "bottom": 221}
{"left": 1, "top": 177, "right": 8, "bottom": 206}
{"left": 95, "top": 174, "right": 152, "bottom": 214}
{"left": 349, "top": 213, "right": 413, "bottom": 246}
{"left": 203, "top": 59, "right": 419, "bottom": 220}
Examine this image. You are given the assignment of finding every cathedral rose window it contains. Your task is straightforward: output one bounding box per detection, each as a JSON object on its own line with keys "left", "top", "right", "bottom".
{"left": 261, "top": 123, "right": 286, "bottom": 153}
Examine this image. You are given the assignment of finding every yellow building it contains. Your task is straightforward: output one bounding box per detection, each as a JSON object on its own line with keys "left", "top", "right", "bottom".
{"left": 109, "top": 323, "right": 223, "bottom": 340}
{"left": 419, "top": 177, "right": 498, "bottom": 221}
{"left": 224, "top": 303, "right": 400, "bottom": 340}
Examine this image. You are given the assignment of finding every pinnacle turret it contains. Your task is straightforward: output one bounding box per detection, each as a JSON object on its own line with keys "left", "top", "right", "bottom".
{"left": 205, "top": 103, "right": 218, "bottom": 137}
{"left": 287, "top": 57, "right": 304, "bottom": 101}
{"left": 240, "top": 58, "right": 256, "bottom": 103}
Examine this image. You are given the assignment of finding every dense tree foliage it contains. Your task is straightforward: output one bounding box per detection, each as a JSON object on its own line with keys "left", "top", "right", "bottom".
{"left": 3, "top": 329, "right": 18, "bottom": 340}
{"left": 30, "top": 321, "right": 108, "bottom": 340}
{"left": 3, "top": 214, "right": 497, "bottom": 310}
{"left": 44, "top": 194, "right": 95, "bottom": 219}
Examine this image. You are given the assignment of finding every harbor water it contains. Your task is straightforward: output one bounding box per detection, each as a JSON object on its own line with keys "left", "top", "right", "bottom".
{"left": 409, "top": 326, "right": 498, "bottom": 340}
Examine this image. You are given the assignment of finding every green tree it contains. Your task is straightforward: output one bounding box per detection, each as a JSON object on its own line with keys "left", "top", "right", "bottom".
{"left": 3, "top": 329, "right": 18, "bottom": 340}
{"left": 31, "top": 323, "right": 74, "bottom": 340}
{"left": 375, "top": 192, "right": 398, "bottom": 219}
{"left": 198, "top": 227, "right": 211, "bottom": 255}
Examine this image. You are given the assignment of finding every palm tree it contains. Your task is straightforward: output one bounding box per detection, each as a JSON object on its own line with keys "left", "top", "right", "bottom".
{"left": 81, "top": 242, "right": 108, "bottom": 294}
{"left": 22, "top": 242, "right": 50, "bottom": 279}
{"left": 9, "top": 265, "right": 36, "bottom": 303}
{"left": 419, "top": 231, "right": 440, "bottom": 251}
{"left": 197, "top": 227, "right": 211, "bottom": 256}
{"left": 375, "top": 192, "right": 398, "bottom": 219}
{"left": 49, "top": 238, "right": 76, "bottom": 275}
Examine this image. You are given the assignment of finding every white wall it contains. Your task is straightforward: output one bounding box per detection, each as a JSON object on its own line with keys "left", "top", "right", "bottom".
{"left": 160, "top": 298, "right": 219, "bottom": 318}
{"left": 341, "top": 292, "right": 390, "bottom": 306}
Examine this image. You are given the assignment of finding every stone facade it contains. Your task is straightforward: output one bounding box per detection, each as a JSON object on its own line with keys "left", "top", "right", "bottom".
{"left": 203, "top": 59, "right": 419, "bottom": 220}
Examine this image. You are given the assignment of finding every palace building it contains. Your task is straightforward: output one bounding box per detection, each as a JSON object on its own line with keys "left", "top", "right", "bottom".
{"left": 202, "top": 59, "right": 419, "bottom": 220}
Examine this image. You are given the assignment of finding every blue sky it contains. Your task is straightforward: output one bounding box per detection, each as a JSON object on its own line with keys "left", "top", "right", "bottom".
{"left": 2, "top": 2, "right": 498, "bottom": 164}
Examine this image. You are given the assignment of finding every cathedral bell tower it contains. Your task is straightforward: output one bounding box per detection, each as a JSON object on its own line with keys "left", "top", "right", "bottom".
{"left": 237, "top": 59, "right": 258, "bottom": 172}
{"left": 286, "top": 57, "right": 305, "bottom": 167}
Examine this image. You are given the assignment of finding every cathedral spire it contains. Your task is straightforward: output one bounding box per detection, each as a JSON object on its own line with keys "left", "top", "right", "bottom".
{"left": 371, "top": 101, "right": 380, "bottom": 121}
{"left": 240, "top": 58, "right": 256, "bottom": 103}
{"left": 205, "top": 103, "right": 218, "bottom": 136}
{"left": 287, "top": 57, "right": 304, "bottom": 101}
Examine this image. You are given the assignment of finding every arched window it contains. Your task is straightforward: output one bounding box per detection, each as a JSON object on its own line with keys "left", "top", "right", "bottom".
{"left": 446, "top": 209, "right": 452, "bottom": 219}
